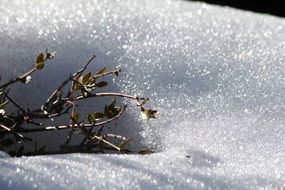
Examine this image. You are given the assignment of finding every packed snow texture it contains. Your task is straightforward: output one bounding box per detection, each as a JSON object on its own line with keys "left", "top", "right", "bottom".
{"left": 1, "top": 0, "right": 285, "bottom": 189}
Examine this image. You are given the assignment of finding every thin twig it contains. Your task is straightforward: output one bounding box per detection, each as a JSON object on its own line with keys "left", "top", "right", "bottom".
{"left": 77, "top": 54, "right": 96, "bottom": 76}
{"left": 0, "top": 124, "right": 25, "bottom": 141}
{"left": 0, "top": 68, "right": 36, "bottom": 90}
{"left": 2, "top": 92, "right": 42, "bottom": 126}
{"left": 0, "top": 105, "right": 127, "bottom": 134}
{"left": 76, "top": 92, "right": 147, "bottom": 109}
{"left": 42, "top": 54, "right": 96, "bottom": 112}
{"left": 62, "top": 52, "right": 97, "bottom": 145}
{"left": 20, "top": 145, "right": 132, "bottom": 156}
{"left": 94, "top": 68, "right": 121, "bottom": 78}
{"left": 91, "top": 135, "right": 121, "bottom": 151}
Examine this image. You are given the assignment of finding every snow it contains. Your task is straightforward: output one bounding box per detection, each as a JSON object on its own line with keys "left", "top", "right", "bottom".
{"left": 1, "top": 0, "right": 285, "bottom": 189}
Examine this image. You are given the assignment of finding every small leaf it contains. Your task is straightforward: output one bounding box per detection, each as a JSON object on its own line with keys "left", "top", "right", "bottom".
{"left": 36, "top": 62, "right": 45, "bottom": 70}
{"left": 105, "top": 107, "right": 121, "bottom": 119}
{"left": 87, "top": 113, "right": 95, "bottom": 124}
{"left": 104, "top": 105, "right": 109, "bottom": 117}
{"left": 104, "top": 99, "right": 118, "bottom": 118}
{"left": 141, "top": 108, "right": 157, "bottom": 120}
{"left": 95, "top": 81, "right": 108, "bottom": 88}
{"left": 74, "top": 79, "right": 83, "bottom": 91}
{"left": 138, "top": 149, "right": 155, "bottom": 155}
{"left": 82, "top": 72, "right": 91, "bottom": 84}
{"left": 0, "top": 138, "right": 14, "bottom": 147}
{"left": 109, "top": 98, "right": 116, "bottom": 109}
{"left": 87, "top": 112, "right": 104, "bottom": 124}
{"left": 47, "top": 51, "right": 56, "bottom": 59}
{"left": 93, "top": 112, "right": 105, "bottom": 119}
{"left": 70, "top": 112, "right": 80, "bottom": 123}
{"left": 36, "top": 52, "right": 44, "bottom": 63}
{"left": 35, "top": 52, "right": 45, "bottom": 70}
{"left": 95, "top": 67, "right": 106, "bottom": 76}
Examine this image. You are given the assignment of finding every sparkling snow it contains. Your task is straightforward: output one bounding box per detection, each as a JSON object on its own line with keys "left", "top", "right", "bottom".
{"left": 0, "top": 0, "right": 285, "bottom": 189}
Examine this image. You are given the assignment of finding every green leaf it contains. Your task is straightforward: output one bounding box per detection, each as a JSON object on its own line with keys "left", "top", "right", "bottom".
{"left": 74, "top": 79, "right": 83, "bottom": 90}
{"left": 87, "top": 112, "right": 104, "bottom": 124}
{"left": 104, "top": 105, "right": 109, "bottom": 117}
{"left": 35, "top": 52, "right": 45, "bottom": 70}
{"left": 93, "top": 112, "right": 104, "bottom": 119}
{"left": 0, "top": 138, "right": 14, "bottom": 147}
{"left": 87, "top": 114, "right": 95, "bottom": 124}
{"left": 70, "top": 112, "right": 80, "bottom": 123}
{"left": 36, "top": 52, "right": 44, "bottom": 63}
{"left": 95, "top": 67, "right": 106, "bottom": 76}
{"left": 109, "top": 98, "right": 116, "bottom": 109}
{"left": 82, "top": 72, "right": 91, "bottom": 84}
{"left": 95, "top": 81, "right": 108, "bottom": 88}
{"left": 104, "top": 107, "right": 121, "bottom": 119}
{"left": 141, "top": 108, "right": 158, "bottom": 120}
{"left": 36, "top": 62, "right": 45, "bottom": 70}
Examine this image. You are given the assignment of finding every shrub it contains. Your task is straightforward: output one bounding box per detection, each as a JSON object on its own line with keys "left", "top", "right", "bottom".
{"left": 0, "top": 49, "right": 156, "bottom": 156}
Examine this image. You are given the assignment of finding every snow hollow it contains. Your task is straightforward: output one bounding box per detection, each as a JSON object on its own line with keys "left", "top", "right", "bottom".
{"left": 0, "top": 0, "right": 285, "bottom": 189}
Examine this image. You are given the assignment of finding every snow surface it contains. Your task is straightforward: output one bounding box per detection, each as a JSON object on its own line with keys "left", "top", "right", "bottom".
{"left": 1, "top": 0, "right": 285, "bottom": 189}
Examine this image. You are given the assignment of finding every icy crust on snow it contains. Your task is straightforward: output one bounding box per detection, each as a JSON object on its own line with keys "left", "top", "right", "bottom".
{"left": 1, "top": 0, "right": 285, "bottom": 189}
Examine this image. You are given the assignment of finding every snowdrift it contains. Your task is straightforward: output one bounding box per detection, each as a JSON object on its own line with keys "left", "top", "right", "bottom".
{"left": 0, "top": 0, "right": 285, "bottom": 189}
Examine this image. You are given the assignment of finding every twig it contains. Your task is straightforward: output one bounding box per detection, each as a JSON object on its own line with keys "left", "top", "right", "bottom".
{"left": 0, "top": 68, "right": 36, "bottom": 90}
{"left": 20, "top": 145, "right": 132, "bottom": 156}
{"left": 77, "top": 54, "right": 96, "bottom": 77}
{"left": 2, "top": 92, "right": 42, "bottom": 126}
{"left": 77, "top": 92, "right": 141, "bottom": 100}
{"left": 94, "top": 68, "right": 121, "bottom": 78}
{"left": 0, "top": 124, "right": 25, "bottom": 141}
{"left": 41, "top": 54, "right": 96, "bottom": 112}
{"left": 76, "top": 93, "right": 147, "bottom": 109}
{"left": 91, "top": 135, "right": 121, "bottom": 151}
{"left": 0, "top": 105, "right": 127, "bottom": 134}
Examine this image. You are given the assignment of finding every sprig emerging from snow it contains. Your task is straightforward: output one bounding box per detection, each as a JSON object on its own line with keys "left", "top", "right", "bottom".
{"left": 0, "top": 50, "right": 156, "bottom": 156}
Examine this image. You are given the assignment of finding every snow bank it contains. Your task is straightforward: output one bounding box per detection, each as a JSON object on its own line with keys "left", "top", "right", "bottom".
{"left": 1, "top": 0, "right": 285, "bottom": 189}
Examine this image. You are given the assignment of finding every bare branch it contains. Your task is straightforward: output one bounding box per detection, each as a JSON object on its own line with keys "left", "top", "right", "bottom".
{"left": 0, "top": 68, "right": 36, "bottom": 90}
{"left": 0, "top": 105, "right": 127, "bottom": 134}
{"left": 2, "top": 92, "right": 42, "bottom": 126}
{"left": 91, "top": 135, "right": 121, "bottom": 152}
